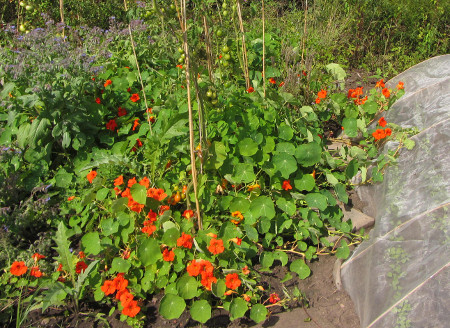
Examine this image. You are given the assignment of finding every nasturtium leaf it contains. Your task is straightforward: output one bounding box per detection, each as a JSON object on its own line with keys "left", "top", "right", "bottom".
{"left": 290, "top": 259, "right": 311, "bottom": 279}
{"left": 305, "top": 193, "right": 328, "bottom": 211}
{"left": 159, "top": 294, "right": 186, "bottom": 319}
{"left": 130, "top": 183, "right": 147, "bottom": 204}
{"left": 273, "top": 153, "right": 297, "bottom": 178}
{"left": 238, "top": 138, "right": 258, "bottom": 157}
{"left": 110, "top": 257, "right": 131, "bottom": 274}
{"left": 273, "top": 251, "right": 289, "bottom": 266}
{"left": 275, "top": 142, "right": 296, "bottom": 155}
{"left": 250, "top": 196, "right": 275, "bottom": 219}
{"left": 262, "top": 136, "right": 275, "bottom": 153}
{"left": 276, "top": 198, "right": 296, "bottom": 216}
{"left": 250, "top": 304, "right": 268, "bottom": 323}
{"left": 325, "top": 172, "right": 339, "bottom": 186}
{"left": 334, "top": 183, "right": 348, "bottom": 203}
{"left": 345, "top": 159, "right": 359, "bottom": 179}
{"left": 232, "top": 163, "right": 256, "bottom": 184}
{"left": 205, "top": 141, "right": 227, "bottom": 169}
{"left": 280, "top": 272, "right": 293, "bottom": 283}
{"left": 138, "top": 238, "right": 161, "bottom": 266}
{"left": 162, "top": 228, "right": 180, "bottom": 247}
{"left": 176, "top": 275, "right": 198, "bottom": 299}
{"left": 81, "top": 232, "right": 101, "bottom": 255}
{"left": 294, "top": 173, "right": 315, "bottom": 191}
{"left": 278, "top": 124, "right": 294, "bottom": 141}
{"left": 100, "top": 218, "right": 119, "bottom": 236}
{"left": 295, "top": 142, "right": 322, "bottom": 167}
{"left": 229, "top": 298, "right": 248, "bottom": 321}
{"left": 55, "top": 169, "right": 73, "bottom": 188}
{"left": 229, "top": 197, "right": 250, "bottom": 213}
{"left": 190, "top": 300, "right": 212, "bottom": 323}
{"left": 116, "top": 212, "right": 130, "bottom": 226}
{"left": 96, "top": 188, "right": 109, "bottom": 201}
{"left": 260, "top": 252, "right": 274, "bottom": 269}
{"left": 244, "top": 224, "right": 259, "bottom": 242}
{"left": 342, "top": 118, "right": 357, "bottom": 137}
{"left": 336, "top": 240, "right": 350, "bottom": 259}
{"left": 212, "top": 279, "right": 226, "bottom": 298}
{"left": 141, "top": 270, "right": 155, "bottom": 292}
{"left": 362, "top": 100, "right": 378, "bottom": 114}
{"left": 111, "top": 197, "right": 128, "bottom": 213}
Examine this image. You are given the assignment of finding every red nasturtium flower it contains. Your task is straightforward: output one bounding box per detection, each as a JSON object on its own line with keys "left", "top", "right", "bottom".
{"left": 106, "top": 119, "right": 117, "bottom": 131}
{"left": 176, "top": 64, "right": 183, "bottom": 69}
{"left": 120, "top": 291, "right": 134, "bottom": 306}
{"left": 282, "top": 180, "right": 292, "bottom": 191}
{"left": 104, "top": 79, "right": 112, "bottom": 87}
{"left": 159, "top": 205, "right": 170, "bottom": 215}
{"left": 30, "top": 266, "right": 43, "bottom": 278}
{"left": 162, "top": 248, "right": 175, "bottom": 262}
{"left": 187, "top": 260, "right": 202, "bottom": 277}
{"left": 177, "top": 232, "right": 193, "bottom": 249}
{"left": 183, "top": 209, "right": 194, "bottom": 219}
{"left": 10, "top": 261, "right": 27, "bottom": 276}
{"left": 375, "top": 79, "right": 385, "bottom": 88}
{"left": 114, "top": 175, "right": 124, "bottom": 186}
{"left": 208, "top": 238, "right": 225, "bottom": 255}
{"left": 113, "top": 273, "right": 129, "bottom": 291}
{"left": 101, "top": 280, "right": 116, "bottom": 295}
{"left": 78, "top": 251, "right": 85, "bottom": 259}
{"left": 385, "top": 128, "right": 392, "bottom": 136}
{"left": 127, "top": 177, "right": 137, "bottom": 188}
{"left": 132, "top": 119, "right": 139, "bottom": 131}
{"left": 269, "top": 77, "right": 276, "bottom": 84}
{"left": 87, "top": 170, "right": 97, "bottom": 183}
{"left": 138, "top": 176, "right": 149, "bottom": 188}
{"left": 378, "top": 117, "right": 387, "bottom": 127}
{"left": 269, "top": 293, "right": 280, "bottom": 304}
{"left": 372, "top": 129, "right": 386, "bottom": 140}
{"left": 279, "top": 81, "right": 285, "bottom": 87}
{"left": 230, "top": 237, "right": 242, "bottom": 245}
{"left": 397, "top": 81, "right": 404, "bottom": 90}
{"left": 75, "top": 261, "right": 88, "bottom": 274}
{"left": 225, "top": 273, "right": 242, "bottom": 290}
{"left": 382, "top": 88, "right": 391, "bottom": 98}
{"left": 122, "top": 300, "right": 141, "bottom": 317}
{"left": 141, "top": 223, "right": 156, "bottom": 237}
{"left": 67, "top": 196, "right": 75, "bottom": 201}
{"left": 247, "top": 86, "right": 254, "bottom": 93}
{"left": 115, "top": 288, "right": 129, "bottom": 301}
{"left": 317, "top": 89, "right": 327, "bottom": 99}
{"left": 32, "top": 253, "right": 45, "bottom": 262}
{"left": 56, "top": 263, "right": 63, "bottom": 272}
{"left": 130, "top": 93, "right": 140, "bottom": 102}
{"left": 95, "top": 97, "right": 101, "bottom": 104}
{"left": 315, "top": 97, "right": 321, "bottom": 104}
{"left": 118, "top": 106, "right": 127, "bottom": 117}
{"left": 147, "top": 210, "right": 157, "bottom": 222}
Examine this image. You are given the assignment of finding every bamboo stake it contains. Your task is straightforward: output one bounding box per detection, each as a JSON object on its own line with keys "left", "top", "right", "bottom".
{"left": 236, "top": 0, "right": 250, "bottom": 89}
{"left": 179, "top": 0, "right": 202, "bottom": 230}
{"left": 301, "top": 0, "right": 308, "bottom": 69}
{"left": 59, "top": 0, "right": 65, "bottom": 39}
{"left": 262, "top": 0, "right": 266, "bottom": 98}
{"left": 123, "top": 0, "right": 153, "bottom": 135}
{"left": 203, "top": 16, "right": 214, "bottom": 83}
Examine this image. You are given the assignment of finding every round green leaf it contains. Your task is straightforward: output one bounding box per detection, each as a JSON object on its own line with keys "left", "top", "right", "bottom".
{"left": 138, "top": 238, "right": 161, "bottom": 266}
{"left": 273, "top": 251, "right": 289, "bottom": 266}
{"left": 260, "top": 251, "right": 274, "bottom": 269}
{"left": 278, "top": 124, "right": 294, "bottom": 141}
{"left": 162, "top": 228, "right": 180, "bottom": 247}
{"left": 229, "top": 197, "right": 250, "bottom": 213}
{"left": 250, "top": 304, "right": 268, "bottom": 323}
{"left": 273, "top": 153, "right": 297, "bottom": 178}
{"left": 305, "top": 193, "right": 328, "bottom": 211}
{"left": 295, "top": 142, "right": 322, "bottom": 167}
{"left": 290, "top": 259, "right": 311, "bottom": 279}
{"left": 96, "top": 188, "right": 110, "bottom": 201}
{"left": 110, "top": 257, "right": 131, "bottom": 274}
{"left": 336, "top": 240, "right": 350, "bottom": 259}
{"left": 262, "top": 136, "right": 275, "bottom": 153}
{"left": 229, "top": 298, "right": 248, "bottom": 321}
{"left": 232, "top": 163, "right": 256, "bottom": 184}
{"left": 212, "top": 279, "right": 226, "bottom": 298}
{"left": 159, "top": 294, "right": 186, "bottom": 320}
{"left": 334, "top": 183, "right": 348, "bottom": 204}
{"left": 342, "top": 118, "right": 357, "bottom": 137}
{"left": 176, "top": 275, "right": 198, "bottom": 299}
{"left": 100, "top": 218, "right": 119, "bottom": 236}
{"left": 130, "top": 183, "right": 147, "bottom": 204}
{"left": 190, "top": 300, "right": 211, "bottom": 323}
{"left": 294, "top": 173, "right": 315, "bottom": 191}
{"left": 276, "top": 198, "right": 296, "bottom": 216}
{"left": 250, "top": 196, "right": 275, "bottom": 219}
{"left": 238, "top": 138, "right": 258, "bottom": 157}
{"left": 82, "top": 232, "right": 102, "bottom": 255}
{"left": 275, "top": 142, "right": 296, "bottom": 155}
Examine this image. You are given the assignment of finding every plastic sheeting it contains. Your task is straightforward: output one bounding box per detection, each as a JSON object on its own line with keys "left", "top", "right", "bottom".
{"left": 341, "top": 55, "right": 450, "bottom": 328}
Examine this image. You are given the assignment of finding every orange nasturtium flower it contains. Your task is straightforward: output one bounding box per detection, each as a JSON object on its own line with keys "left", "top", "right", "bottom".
{"left": 10, "top": 261, "right": 27, "bottom": 276}
{"left": 30, "top": 266, "right": 43, "bottom": 278}
{"left": 113, "top": 273, "right": 129, "bottom": 291}
{"left": 132, "top": 119, "right": 140, "bottom": 131}
{"left": 104, "top": 79, "right": 112, "bottom": 87}
{"left": 225, "top": 273, "right": 242, "bottom": 290}
{"left": 315, "top": 97, "right": 321, "bottom": 104}
{"left": 378, "top": 117, "right": 387, "bottom": 127}
{"left": 230, "top": 237, "right": 242, "bottom": 245}
{"left": 282, "top": 180, "right": 292, "bottom": 191}
{"left": 243, "top": 294, "right": 251, "bottom": 302}
{"left": 242, "top": 265, "right": 250, "bottom": 275}
{"left": 162, "top": 248, "right": 175, "bottom": 262}
{"left": 87, "top": 170, "right": 97, "bottom": 183}
{"left": 139, "top": 177, "right": 150, "bottom": 188}
{"left": 32, "top": 253, "right": 45, "bottom": 262}
{"left": 279, "top": 81, "right": 285, "bottom": 87}
{"left": 67, "top": 196, "right": 75, "bottom": 201}
{"left": 127, "top": 177, "right": 137, "bottom": 188}
{"left": 183, "top": 209, "right": 194, "bottom": 219}
{"left": 187, "top": 260, "right": 202, "bottom": 277}
{"left": 317, "top": 89, "right": 327, "bottom": 99}
{"left": 396, "top": 81, "right": 404, "bottom": 90}
{"left": 269, "top": 77, "right": 276, "bottom": 84}
{"left": 269, "top": 293, "right": 280, "bottom": 304}
{"left": 101, "top": 280, "right": 116, "bottom": 295}
{"left": 141, "top": 223, "right": 156, "bottom": 237}
{"left": 382, "top": 88, "right": 391, "bottom": 98}
{"left": 385, "top": 128, "right": 392, "bottom": 136}
{"left": 372, "top": 129, "right": 386, "bottom": 140}
{"left": 114, "top": 175, "right": 124, "bottom": 186}
{"left": 208, "top": 238, "right": 225, "bottom": 255}
{"left": 130, "top": 93, "right": 140, "bottom": 102}
{"left": 177, "top": 232, "right": 193, "bottom": 249}
{"left": 231, "top": 211, "right": 244, "bottom": 225}
{"left": 122, "top": 299, "right": 141, "bottom": 317}
{"left": 375, "top": 79, "right": 385, "bottom": 88}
